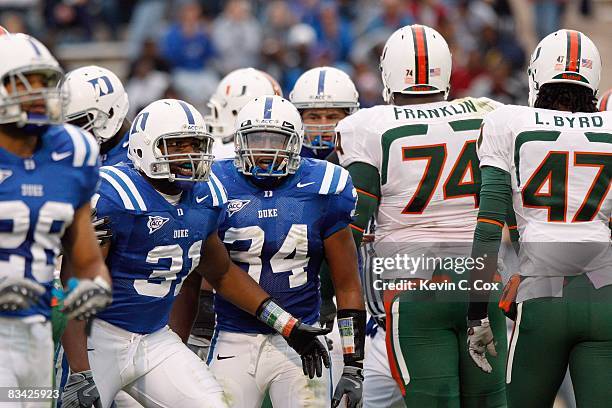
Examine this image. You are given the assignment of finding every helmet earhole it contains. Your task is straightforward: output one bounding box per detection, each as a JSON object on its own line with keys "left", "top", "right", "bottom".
{"left": 108, "top": 107, "right": 114, "bottom": 118}
{"left": 136, "top": 149, "right": 143, "bottom": 158}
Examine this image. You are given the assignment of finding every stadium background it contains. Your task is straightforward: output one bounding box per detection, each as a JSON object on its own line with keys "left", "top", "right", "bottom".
{"left": 1, "top": 1, "right": 608, "bottom": 407}
{"left": 0, "top": 0, "right": 609, "bottom": 120}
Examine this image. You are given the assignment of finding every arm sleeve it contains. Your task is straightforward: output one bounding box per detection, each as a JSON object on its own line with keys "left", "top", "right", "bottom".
{"left": 345, "top": 162, "right": 380, "bottom": 246}
{"left": 468, "top": 165, "right": 513, "bottom": 319}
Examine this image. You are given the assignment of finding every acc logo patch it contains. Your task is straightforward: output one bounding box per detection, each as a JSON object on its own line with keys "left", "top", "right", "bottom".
{"left": 147, "top": 215, "right": 169, "bottom": 234}
{"left": 227, "top": 199, "right": 251, "bottom": 217}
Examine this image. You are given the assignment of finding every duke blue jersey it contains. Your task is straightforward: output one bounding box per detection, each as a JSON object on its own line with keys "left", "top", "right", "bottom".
{"left": 213, "top": 158, "right": 356, "bottom": 333}
{"left": 94, "top": 164, "right": 227, "bottom": 334}
{"left": 100, "top": 131, "right": 129, "bottom": 166}
{"left": 0, "top": 125, "right": 99, "bottom": 320}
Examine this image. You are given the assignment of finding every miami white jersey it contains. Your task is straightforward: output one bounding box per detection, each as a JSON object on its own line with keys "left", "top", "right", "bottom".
{"left": 337, "top": 97, "right": 501, "bottom": 242}
{"left": 480, "top": 105, "right": 611, "bottom": 241}
{"left": 480, "top": 105, "right": 611, "bottom": 293}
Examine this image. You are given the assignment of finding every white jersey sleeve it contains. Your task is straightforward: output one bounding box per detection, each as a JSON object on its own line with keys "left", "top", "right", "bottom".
{"left": 336, "top": 108, "right": 383, "bottom": 170}
{"left": 478, "top": 106, "right": 515, "bottom": 173}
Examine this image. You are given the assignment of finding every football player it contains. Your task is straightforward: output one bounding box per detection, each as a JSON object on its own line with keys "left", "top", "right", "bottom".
{"left": 599, "top": 88, "right": 611, "bottom": 111}
{"left": 206, "top": 67, "right": 283, "bottom": 159}
{"left": 290, "top": 66, "right": 359, "bottom": 163}
{"left": 53, "top": 64, "right": 135, "bottom": 408}
{"left": 335, "top": 24, "right": 509, "bottom": 407}
{"left": 0, "top": 33, "right": 112, "bottom": 395}
{"left": 467, "top": 29, "right": 612, "bottom": 407}
{"left": 188, "top": 68, "right": 283, "bottom": 361}
{"left": 60, "top": 98, "right": 329, "bottom": 408}
{"left": 199, "top": 95, "right": 366, "bottom": 408}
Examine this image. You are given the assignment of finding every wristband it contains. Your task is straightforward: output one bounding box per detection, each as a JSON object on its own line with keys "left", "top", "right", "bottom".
{"left": 256, "top": 297, "right": 298, "bottom": 337}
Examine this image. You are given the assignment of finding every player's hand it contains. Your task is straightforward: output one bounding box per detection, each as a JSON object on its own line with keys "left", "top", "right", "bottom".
{"left": 61, "top": 370, "right": 101, "bottom": 408}
{"left": 0, "top": 276, "right": 46, "bottom": 311}
{"left": 91, "top": 208, "right": 112, "bottom": 246}
{"left": 286, "top": 321, "right": 331, "bottom": 379}
{"left": 331, "top": 365, "right": 363, "bottom": 408}
{"left": 467, "top": 317, "right": 497, "bottom": 373}
{"left": 62, "top": 277, "right": 112, "bottom": 320}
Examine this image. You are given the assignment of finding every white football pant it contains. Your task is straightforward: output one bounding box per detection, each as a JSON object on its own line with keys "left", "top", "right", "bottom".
{"left": 88, "top": 319, "right": 227, "bottom": 408}
{"left": 207, "top": 330, "right": 331, "bottom": 408}
{"left": 0, "top": 317, "right": 53, "bottom": 408}
{"left": 363, "top": 325, "right": 405, "bottom": 408}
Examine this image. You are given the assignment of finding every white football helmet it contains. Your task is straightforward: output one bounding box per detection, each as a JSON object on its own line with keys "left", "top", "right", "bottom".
{"left": 289, "top": 66, "right": 359, "bottom": 150}
{"left": 0, "top": 33, "right": 64, "bottom": 125}
{"left": 598, "top": 88, "right": 611, "bottom": 111}
{"left": 62, "top": 65, "right": 129, "bottom": 143}
{"left": 128, "top": 99, "right": 214, "bottom": 183}
{"left": 206, "top": 68, "right": 283, "bottom": 142}
{"left": 528, "top": 29, "right": 601, "bottom": 107}
{"left": 380, "top": 24, "right": 452, "bottom": 103}
{"left": 235, "top": 95, "right": 304, "bottom": 178}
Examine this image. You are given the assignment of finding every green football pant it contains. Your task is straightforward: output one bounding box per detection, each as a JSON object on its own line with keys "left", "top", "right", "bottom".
{"left": 506, "top": 275, "right": 612, "bottom": 408}
{"left": 387, "top": 286, "right": 507, "bottom": 407}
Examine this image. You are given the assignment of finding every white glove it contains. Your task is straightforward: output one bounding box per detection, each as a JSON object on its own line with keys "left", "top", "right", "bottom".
{"left": 61, "top": 370, "right": 101, "bottom": 408}
{"left": 62, "top": 277, "right": 112, "bottom": 320}
{"left": 467, "top": 317, "right": 497, "bottom": 373}
{"left": 0, "top": 276, "right": 46, "bottom": 311}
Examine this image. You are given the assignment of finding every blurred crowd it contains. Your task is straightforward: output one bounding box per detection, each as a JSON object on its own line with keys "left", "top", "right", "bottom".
{"left": 1, "top": 0, "right": 542, "bottom": 117}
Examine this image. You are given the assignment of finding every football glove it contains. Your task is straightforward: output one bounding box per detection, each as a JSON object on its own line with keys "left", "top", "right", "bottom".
{"left": 62, "top": 277, "right": 112, "bottom": 320}
{"left": 91, "top": 208, "right": 112, "bottom": 246}
{"left": 285, "top": 321, "right": 331, "bottom": 379}
{"left": 332, "top": 365, "right": 363, "bottom": 408}
{"left": 0, "top": 276, "right": 46, "bottom": 311}
{"left": 61, "top": 370, "right": 101, "bottom": 408}
{"left": 467, "top": 317, "right": 497, "bottom": 373}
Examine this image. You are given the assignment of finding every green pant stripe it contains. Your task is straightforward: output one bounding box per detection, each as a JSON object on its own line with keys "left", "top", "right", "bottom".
{"left": 390, "top": 297, "right": 410, "bottom": 386}
{"left": 506, "top": 302, "right": 523, "bottom": 384}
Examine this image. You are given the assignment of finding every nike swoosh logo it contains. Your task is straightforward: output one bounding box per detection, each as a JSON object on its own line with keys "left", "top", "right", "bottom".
{"left": 297, "top": 181, "right": 315, "bottom": 188}
{"left": 196, "top": 195, "right": 209, "bottom": 203}
{"left": 122, "top": 141, "right": 129, "bottom": 148}
{"left": 216, "top": 354, "right": 235, "bottom": 360}
{"left": 51, "top": 151, "right": 72, "bottom": 161}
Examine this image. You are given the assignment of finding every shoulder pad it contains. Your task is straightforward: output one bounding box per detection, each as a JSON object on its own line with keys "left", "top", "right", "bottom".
{"left": 300, "top": 159, "right": 351, "bottom": 195}
{"left": 50, "top": 124, "right": 100, "bottom": 168}
{"left": 99, "top": 165, "right": 148, "bottom": 211}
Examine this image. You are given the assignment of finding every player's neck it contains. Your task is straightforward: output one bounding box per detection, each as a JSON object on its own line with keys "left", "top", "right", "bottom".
{"left": 391, "top": 93, "right": 445, "bottom": 106}
{"left": 0, "top": 125, "right": 39, "bottom": 158}
{"left": 143, "top": 174, "right": 183, "bottom": 196}
{"left": 100, "top": 120, "right": 130, "bottom": 155}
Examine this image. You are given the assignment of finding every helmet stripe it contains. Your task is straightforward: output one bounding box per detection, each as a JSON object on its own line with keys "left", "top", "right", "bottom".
{"left": 178, "top": 100, "right": 195, "bottom": 125}
{"left": 317, "top": 69, "right": 327, "bottom": 95}
{"left": 27, "top": 38, "right": 41, "bottom": 56}
{"left": 263, "top": 96, "right": 273, "bottom": 119}
{"left": 411, "top": 25, "right": 429, "bottom": 85}
{"left": 565, "top": 30, "right": 581, "bottom": 73}
{"left": 600, "top": 92, "right": 610, "bottom": 111}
